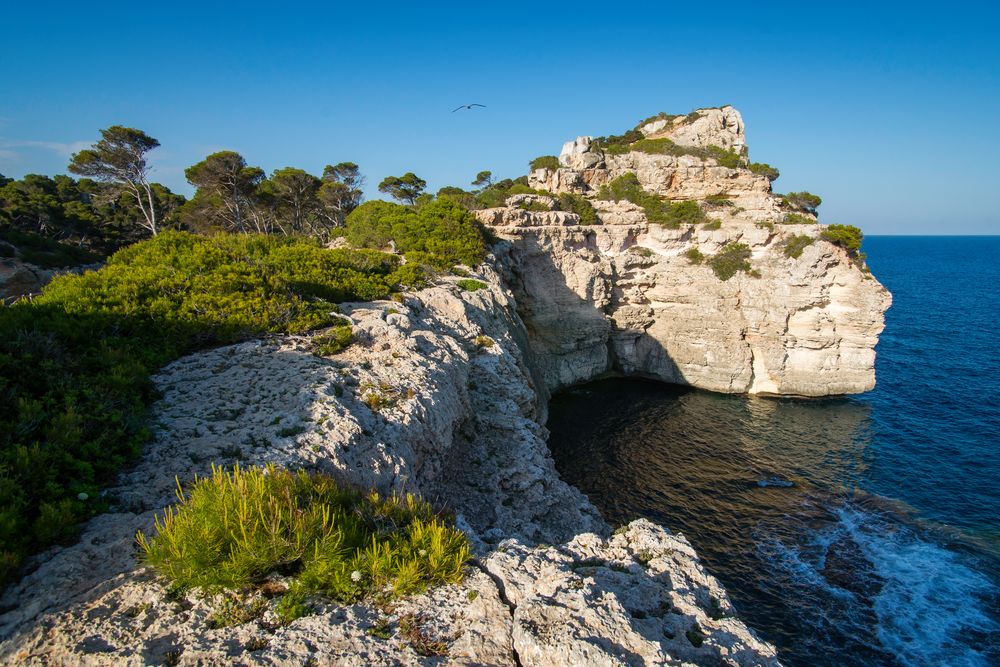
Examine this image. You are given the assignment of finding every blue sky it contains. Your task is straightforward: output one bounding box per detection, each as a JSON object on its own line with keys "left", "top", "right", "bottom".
{"left": 1, "top": 2, "right": 997, "bottom": 234}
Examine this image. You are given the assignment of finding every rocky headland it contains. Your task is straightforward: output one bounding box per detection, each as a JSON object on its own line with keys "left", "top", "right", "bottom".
{"left": 0, "top": 107, "right": 890, "bottom": 666}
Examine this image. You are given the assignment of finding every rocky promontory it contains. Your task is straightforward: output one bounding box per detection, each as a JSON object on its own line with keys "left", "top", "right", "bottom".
{"left": 0, "top": 107, "right": 890, "bottom": 665}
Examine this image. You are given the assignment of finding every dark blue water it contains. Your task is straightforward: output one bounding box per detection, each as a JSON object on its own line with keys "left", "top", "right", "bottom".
{"left": 546, "top": 237, "right": 1000, "bottom": 666}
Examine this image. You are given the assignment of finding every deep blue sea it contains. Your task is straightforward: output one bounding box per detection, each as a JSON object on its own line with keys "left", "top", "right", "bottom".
{"left": 546, "top": 237, "right": 1000, "bottom": 666}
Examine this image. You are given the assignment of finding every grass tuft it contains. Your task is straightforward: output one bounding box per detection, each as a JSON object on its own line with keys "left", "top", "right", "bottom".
{"left": 137, "top": 464, "right": 469, "bottom": 621}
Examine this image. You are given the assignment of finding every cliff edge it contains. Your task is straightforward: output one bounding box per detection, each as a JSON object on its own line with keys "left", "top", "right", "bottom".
{"left": 478, "top": 105, "right": 891, "bottom": 398}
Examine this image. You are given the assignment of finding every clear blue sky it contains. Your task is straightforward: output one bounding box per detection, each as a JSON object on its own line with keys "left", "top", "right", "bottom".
{"left": 1, "top": 2, "right": 997, "bottom": 234}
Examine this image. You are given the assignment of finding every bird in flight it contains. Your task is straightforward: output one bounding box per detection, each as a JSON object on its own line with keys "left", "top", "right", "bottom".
{"left": 452, "top": 103, "right": 486, "bottom": 112}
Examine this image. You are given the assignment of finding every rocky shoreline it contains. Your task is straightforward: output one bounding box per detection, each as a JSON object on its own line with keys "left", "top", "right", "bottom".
{"left": 0, "top": 268, "right": 780, "bottom": 666}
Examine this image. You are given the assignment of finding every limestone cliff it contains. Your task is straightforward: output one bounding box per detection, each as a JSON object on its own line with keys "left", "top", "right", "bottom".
{"left": 0, "top": 269, "right": 778, "bottom": 666}
{"left": 479, "top": 105, "right": 891, "bottom": 398}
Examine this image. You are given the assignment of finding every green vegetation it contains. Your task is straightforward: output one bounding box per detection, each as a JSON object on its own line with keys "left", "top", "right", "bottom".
{"left": 456, "top": 279, "right": 487, "bottom": 292}
{"left": 377, "top": 173, "right": 427, "bottom": 206}
{"left": 782, "top": 234, "right": 814, "bottom": 259}
{"left": 821, "top": 224, "right": 864, "bottom": 257}
{"left": 593, "top": 135, "right": 744, "bottom": 169}
{"left": 704, "top": 194, "right": 734, "bottom": 207}
{"left": 596, "top": 174, "right": 707, "bottom": 228}
{"left": 782, "top": 191, "right": 822, "bottom": 214}
{"left": 684, "top": 248, "right": 705, "bottom": 264}
{"left": 782, "top": 213, "right": 815, "bottom": 225}
{"left": 0, "top": 232, "right": 410, "bottom": 586}
{"left": 749, "top": 162, "right": 780, "bottom": 181}
{"left": 138, "top": 464, "right": 469, "bottom": 620}
{"left": 708, "top": 242, "right": 753, "bottom": 280}
{"left": 529, "top": 156, "right": 560, "bottom": 171}
{"left": 345, "top": 198, "right": 487, "bottom": 268}
{"left": 312, "top": 321, "right": 354, "bottom": 356}
{"left": 0, "top": 227, "right": 101, "bottom": 269}
{"left": 0, "top": 172, "right": 183, "bottom": 257}
{"left": 517, "top": 200, "right": 550, "bottom": 212}
{"left": 557, "top": 192, "right": 599, "bottom": 225}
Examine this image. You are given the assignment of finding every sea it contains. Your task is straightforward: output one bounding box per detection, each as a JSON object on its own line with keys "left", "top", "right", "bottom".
{"left": 545, "top": 236, "right": 1000, "bottom": 666}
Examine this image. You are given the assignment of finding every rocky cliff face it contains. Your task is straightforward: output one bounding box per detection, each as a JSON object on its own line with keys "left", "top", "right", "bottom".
{"left": 0, "top": 269, "right": 779, "bottom": 666}
{"left": 479, "top": 106, "right": 891, "bottom": 398}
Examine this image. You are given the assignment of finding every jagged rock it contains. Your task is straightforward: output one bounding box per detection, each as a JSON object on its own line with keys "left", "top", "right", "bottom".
{"left": 512, "top": 108, "right": 890, "bottom": 398}
{"left": 0, "top": 258, "right": 98, "bottom": 302}
{"left": 0, "top": 267, "right": 778, "bottom": 666}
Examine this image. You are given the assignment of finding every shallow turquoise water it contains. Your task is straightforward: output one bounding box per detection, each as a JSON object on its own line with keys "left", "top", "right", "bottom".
{"left": 546, "top": 237, "right": 1000, "bottom": 666}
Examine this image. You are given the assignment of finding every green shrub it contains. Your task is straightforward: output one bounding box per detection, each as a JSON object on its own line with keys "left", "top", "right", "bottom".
{"left": 0, "top": 228, "right": 102, "bottom": 268}
{"left": 312, "top": 322, "right": 353, "bottom": 356}
{"left": 704, "top": 194, "right": 734, "bottom": 206}
{"left": 517, "top": 201, "right": 550, "bottom": 212}
{"left": 557, "top": 193, "right": 599, "bottom": 225}
{"left": 782, "top": 234, "right": 814, "bottom": 259}
{"left": 782, "top": 191, "right": 822, "bottom": 213}
{"left": 684, "top": 247, "right": 705, "bottom": 264}
{"left": 706, "top": 146, "right": 743, "bottom": 169}
{"left": 782, "top": 213, "right": 815, "bottom": 225}
{"left": 709, "top": 242, "right": 753, "bottom": 280}
{"left": 749, "top": 163, "right": 780, "bottom": 181}
{"left": 596, "top": 175, "right": 705, "bottom": 228}
{"left": 345, "top": 199, "right": 487, "bottom": 268}
{"left": 0, "top": 232, "right": 406, "bottom": 588}
{"left": 821, "top": 224, "right": 864, "bottom": 257}
{"left": 529, "top": 156, "right": 560, "bottom": 171}
{"left": 456, "top": 279, "right": 487, "bottom": 292}
{"left": 137, "top": 464, "right": 469, "bottom": 616}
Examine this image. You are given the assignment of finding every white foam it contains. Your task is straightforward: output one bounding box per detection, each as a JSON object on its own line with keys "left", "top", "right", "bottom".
{"left": 834, "top": 504, "right": 999, "bottom": 667}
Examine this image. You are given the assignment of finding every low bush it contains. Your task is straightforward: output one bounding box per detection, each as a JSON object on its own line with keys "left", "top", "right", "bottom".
{"left": 596, "top": 175, "right": 706, "bottom": 228}
{"left": 749, "top": 163, "right": 780, "bottom": 181}
{"left": 517, "top": 201, "right": 550, "bottom": 212}
{"left": 138, "top": 464, "right": 469, "bottom": 619}
{"left": 312, "top": 321, "right": 354, "bottom": 356}
{"left": 529, "top": 156, "right": 560, "bottom": 171}
{"left": 782, "top": 213, "right": 815, "bottom": 225}
{"left": 684, "top": 247, "right": 705, "bottom": 264}
{"left": 782, "top": 191, "right": 822, "bottom": 213}
{"left": 345, "top": 198, "right": 487, "bottom": 268}
{"left": 557, "top": 193, "right": 599, "bottom": 225}
{"left": 0, "top": 232, "right": 407, "bottom": 588}
{"left": 782, "top": 234, "right": 814, "bottom": 259}
{"left": 456, "top": 279, "right": 487, "bottom": 292}
{"left": 821, "top": 224, "right": 864, "bottom": 257}
{"left": 708, "top": 242, "right": 753, "bottom": 280}
{"left": 704, "top": 194, "right": 734, "bottom": 207}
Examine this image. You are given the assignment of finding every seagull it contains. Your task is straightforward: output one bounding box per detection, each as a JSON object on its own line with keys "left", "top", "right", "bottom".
{"left": 452, "top": 103, "right": 486, "bottom": 112}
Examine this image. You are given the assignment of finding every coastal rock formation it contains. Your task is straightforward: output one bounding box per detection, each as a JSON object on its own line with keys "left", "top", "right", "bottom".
{"left": 486, "top": 106, "right": 891, "bottom": 398}
{"left": 0, "top": 269, "right": 778, "bottom": 666}
{"left": 0, "top": 107, "right": 889, "bottom": 665}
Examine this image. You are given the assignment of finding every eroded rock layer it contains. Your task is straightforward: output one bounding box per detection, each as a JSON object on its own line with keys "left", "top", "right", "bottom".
{"left": 482, "top": 106, "right": 890, "bottom": 398}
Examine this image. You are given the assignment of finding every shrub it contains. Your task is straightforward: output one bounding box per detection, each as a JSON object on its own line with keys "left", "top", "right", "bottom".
{"left": 312, "top": 321, "right": 353, "bottom": 356}
{"left": 782, "top": 191, "right": 822, "bottom": 213}
{"left": 345, "top": 198, "right": 487, "bottom": 268}
{"left": 821, "top": 224, "right": 864, "bottom": 256}
{"left": 557, "top": 193, "right": 599, "bottom": 225}
{"left": 456, "top": 279, "right": 487, "bottom": 292}
{"left": 0, "top": 232, "right": 406, "bottom": 588}
{"left": 709, "top": 242, "right": 753, "bottom": 280}
{"left": 517, "top": 201, "right": 550, "bottom": 212}
{"left": 529, "top": 156, "right": 560, "bottom": 171}
{"left": 137, "top": 464, "right": 469, "bottom": 616}
{"left": 749, "top": 163, "right": 780, "bottom": 181}
{"left": 0, "top": 228, "right": 102, "bottom": 268}
{"left": 684, "top": 247, "right": 705, "bottom": 264}
{"left": 704, "top": 194, "right": 734, "bottom": 207}
{"left": 782, "top": 234, "right": 814, "bottom": 259}
{"left": 782, "top": 213, "right": 815, "bottom": 225}
{"left": 706, "top": 146, "right": 743, "bottom": 169}
{"left": 596, "top": 175, "right": 704, "bottom": 228}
